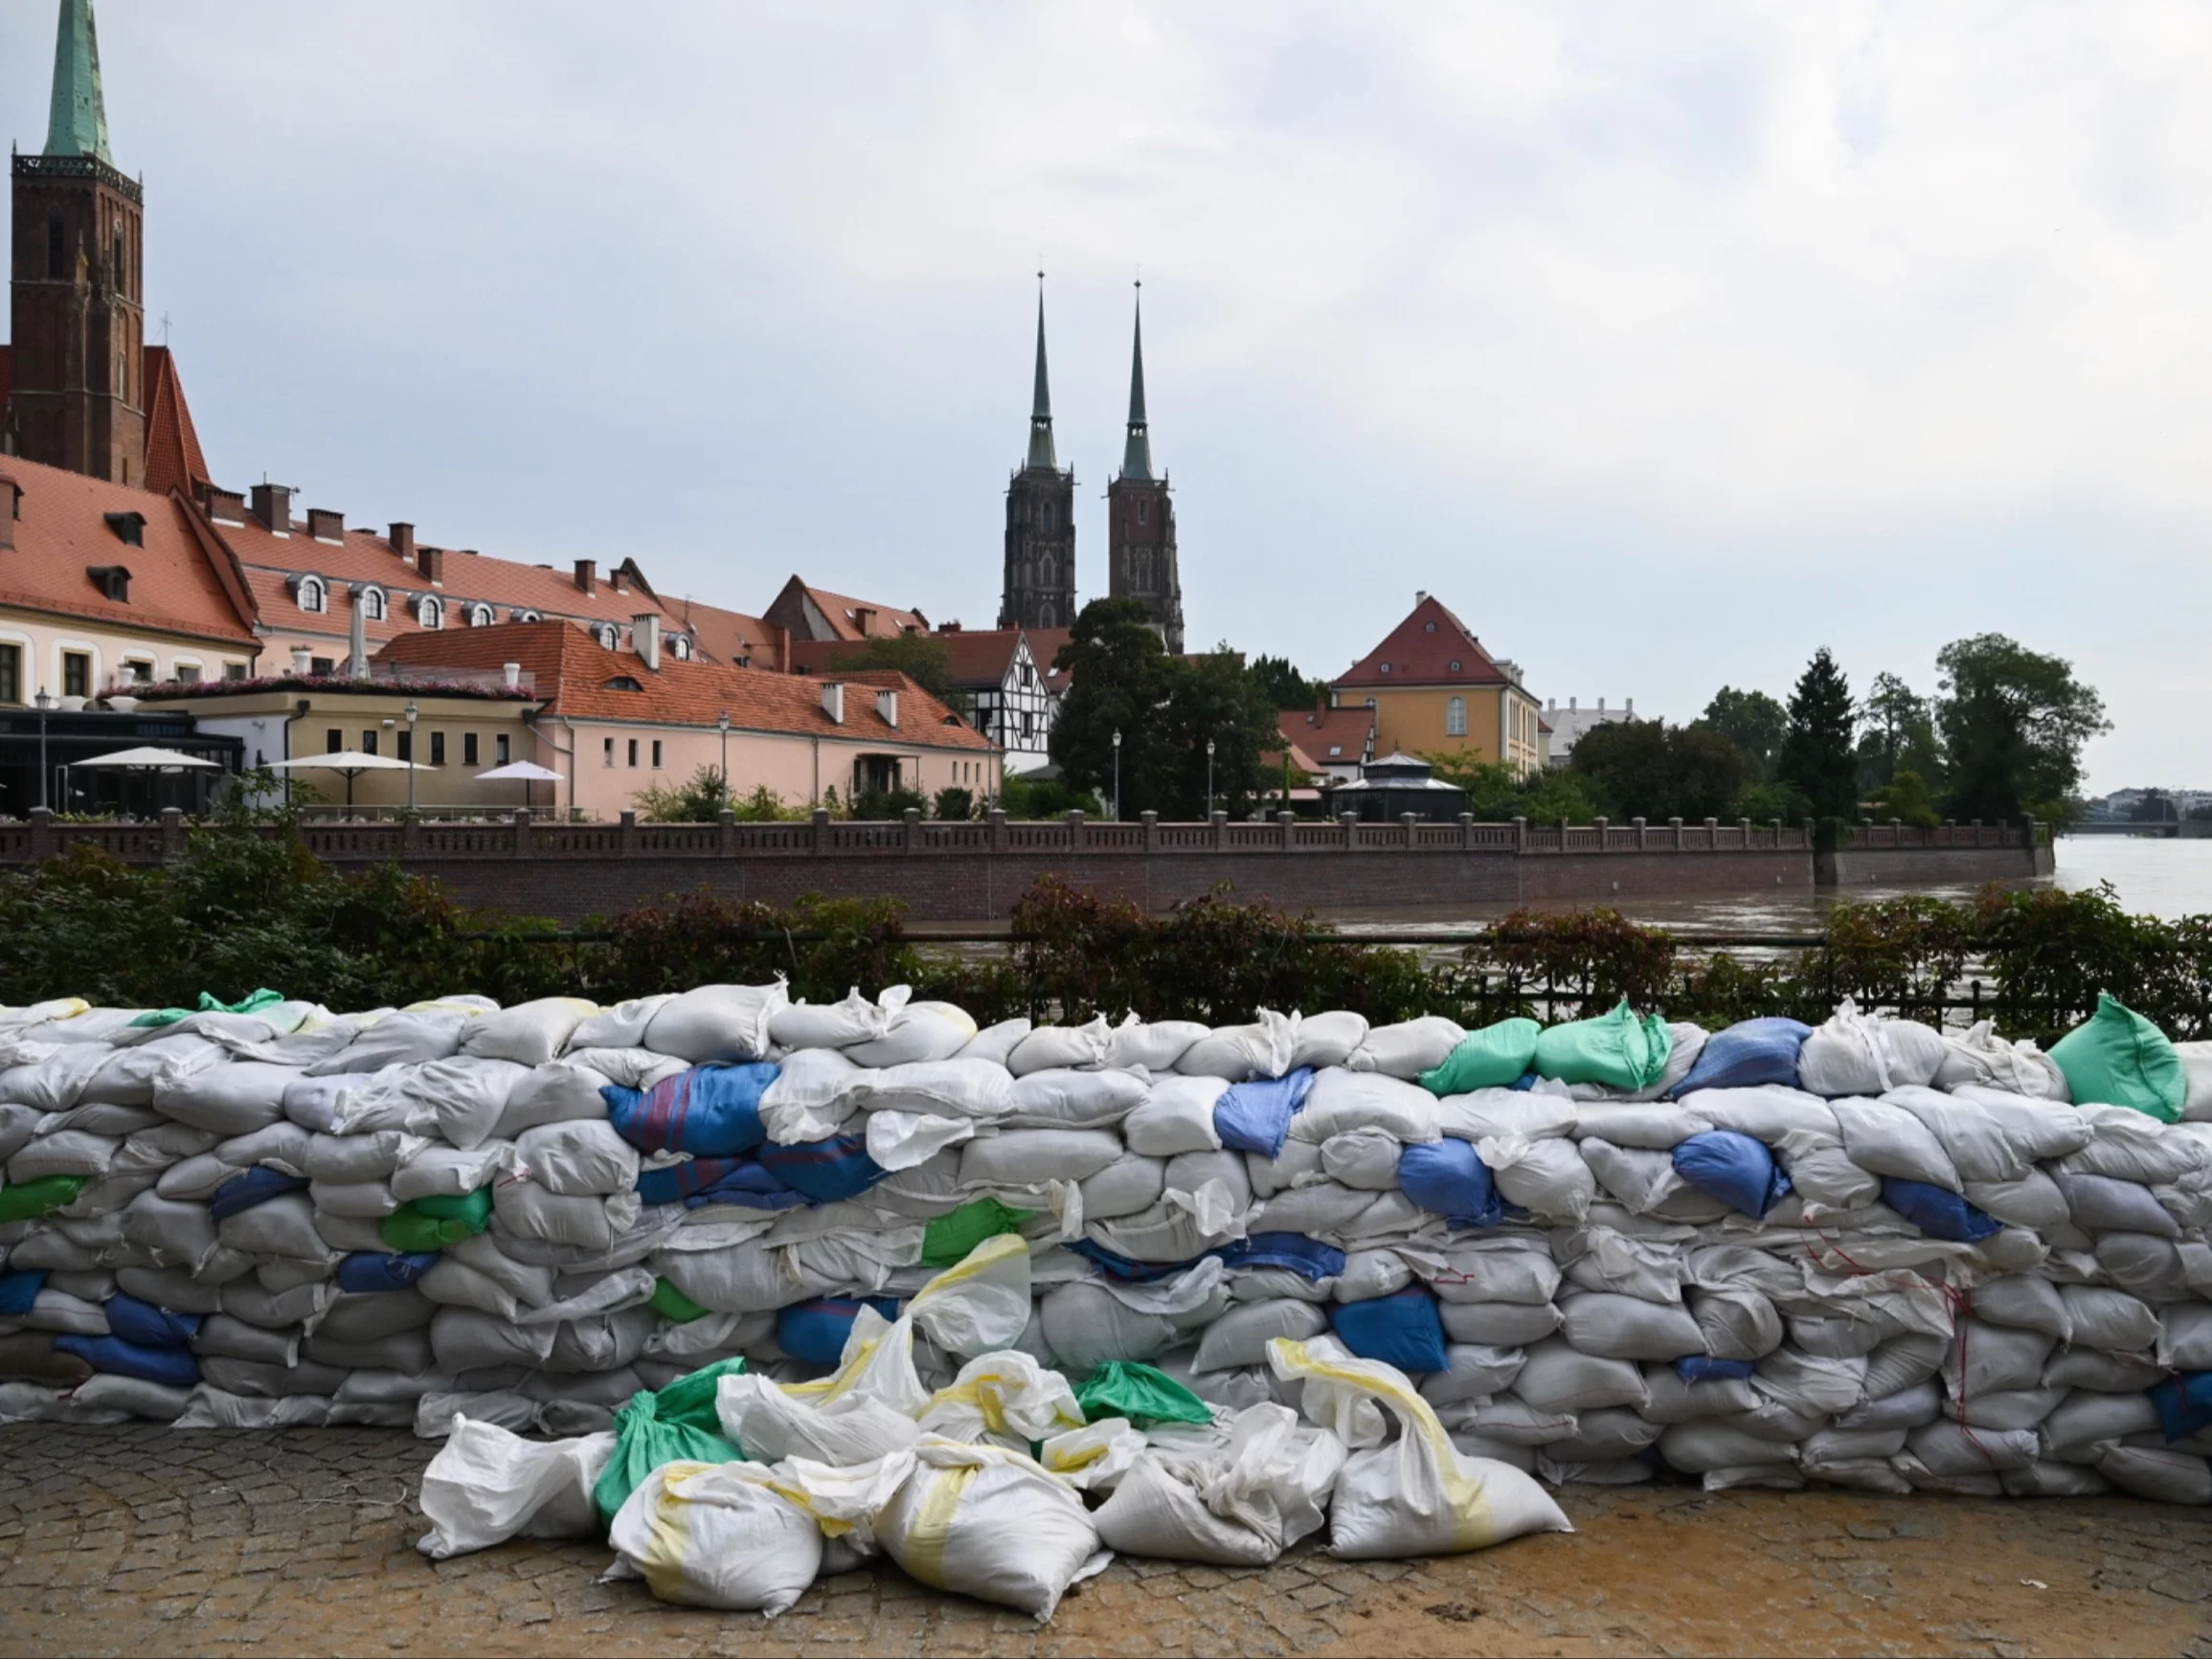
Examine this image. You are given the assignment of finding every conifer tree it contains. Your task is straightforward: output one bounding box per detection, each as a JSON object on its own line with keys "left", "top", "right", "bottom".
{"left": 1781, "top": 647, "right": 1859, "bottom": 821}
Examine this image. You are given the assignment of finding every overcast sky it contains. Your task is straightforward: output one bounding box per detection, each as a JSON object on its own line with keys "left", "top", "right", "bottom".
{"left": 6, "top": 2, "right": 2206, "bottom": 790}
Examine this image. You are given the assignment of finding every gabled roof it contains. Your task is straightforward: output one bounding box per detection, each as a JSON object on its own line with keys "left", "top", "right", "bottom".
{"left": 375, "top": 621, "right": 997, "bottom": 751}
{"left": 1333, "top": 594, "right": 1513, "bottom": 690}
{"left": 0, "top": 455, "right": 258, "bottom": 649}
{"left": 764, "top": 574, "right": 929, "bottom": 642}
{"left": 142, "top": 348, "right": 212, "bottom": 500}
{"left": 1277, "top": 705, "right": 1375, "bottom": 765}
{"left": 786, "top": 625, "right": 1072, "bottom": 693}
{"left": 667, "top": 598, "right": 782, "bottom": 670}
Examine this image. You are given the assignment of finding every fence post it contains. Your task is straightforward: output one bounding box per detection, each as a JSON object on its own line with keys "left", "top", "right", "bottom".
{"left": 987, "top": 808, "right": 1006, "bottom": 852}
{"left": 1739, "top": 818, "right": 1752, "bottom": 846}
{"left": 1340, "top": 811, "right": 1358, "bottom": 849}
{"left": 1460, "top": 811, "right": 1477, "bottom": 851}
{"left": 718, "top": 807, "right": 735, "bottom": 856}
{"left": 1632, "top": 815, "right": 1646, "bottom": 850}
{"left": 1513, "top": 815, "right": 1526, "bottom": 853}
{"left": 401, "top": 812, "right": 422, "bottom": 860}
{"left": 1067, "top": 809, "right": 1086, "bottom": 852}
{"left": 1213, "top": 810, "right": 1230, "bottom": 851}
{"left": 1703, "top": 817, "right": 1718, "bottom": 849}
{"left": 1593, "top": 817, "right": 1609, "bottom": 849}
{"left": 511, "top": 806, "right": 531, "bottom": 859}
{"left": 811, "top": 807, "right": 830, "bottom": 853}
{"left": 619, "top": 810, "right": 638, "bottom": 854}
{"left": 1141, "top": 810, "right": 1159, "bottom": 853}
{"left": 1995, "top": 817, "right": 2007, "bottom": 849}
{"left": 1399, "top": 811, "right": 1418, "bottom": 847}
{"left": 160, "top": 806, "right": 186, "bottom": 862}
{"left": 28, "top": 807, "right": 52, "bottom": 863}
{"left": 903, "top": 806, "right": 921, "bottom": 852}
{"left": 1669, "top": 815, "right": 1683, "bottom": 849}
{"left": 1772, "top": 818, "right": 1784, "bottom": 849}
{"left": 1280, "top": 810, "right": 1297, "bottom": 851}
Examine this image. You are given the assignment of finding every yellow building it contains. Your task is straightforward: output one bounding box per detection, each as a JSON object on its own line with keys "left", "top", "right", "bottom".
{"left": 1329, "top": 594, "right": 1543, "bottom": 778}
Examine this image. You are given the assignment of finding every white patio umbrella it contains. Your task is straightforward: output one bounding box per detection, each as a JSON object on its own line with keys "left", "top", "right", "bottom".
{"left": 266, "top": 751, "right": 431, "bottom": 810}
{"left": 65, "top": 746, "right": 225, "bottom": 816}
{"left": 475, "top": 759, "right": 561, "bottom": 817}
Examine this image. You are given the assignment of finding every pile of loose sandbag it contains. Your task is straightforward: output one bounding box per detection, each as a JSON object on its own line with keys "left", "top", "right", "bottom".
{"left": 5, "top": 979, "right": 2212, "bottom": 1614}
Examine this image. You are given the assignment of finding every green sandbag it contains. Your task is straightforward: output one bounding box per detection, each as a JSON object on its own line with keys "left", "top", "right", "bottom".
{"left": 2050, "top": 994, "right": 2184, "bottom": 1123}
{"left": 921, "top": 1196, "right": 1034, "bottom": 1267}
{"left": 1074, "top": 1360, "right": 1212, "bottom": 1429}
{"left": 593, "top": 1356, "right": 751, "bottom": 1528}
{"left": 0, "top": 1175, "right": 87, "bottom": 1224}
{"left": 649, "top": 1277, "right": 709, "bottom": 1323}
{"left": 379, "top": 1189, "right": 492, "bottom": 1252}
{"left": 130, "top": 988, "right": 286, "bottom": 1028}
{"left": 1532, "top": 998, "right": 1673, "bottom": 1091}
{"left": 1419, "top": 1018, "right": 1542, "bottom": 1095}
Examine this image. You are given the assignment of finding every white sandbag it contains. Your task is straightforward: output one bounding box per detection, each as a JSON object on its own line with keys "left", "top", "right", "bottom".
{"left": 768, "top": 987, "right": 894, "bottom": 1051}
{"left": 1176, "top": 1012, "right": 1297, "bottom": 1082}
{"left": 1105, "top": 1015, "right": 1210, "bottom": 1073}
{"left": 1077, "top": 1154, "right": 1165, "bottom": 1222}
{"left": 717, "top": 1373, "right": 921, "bottom": 1465}
{"left": 1678, "top": 1085, "right": 1838, "bottom": 1144}
{"left": 1122, "top": 1075, "right": 1227, "bottom": 1156}
{"left": 1290, "top": 1011, "right": 1369, "bottom": 1071}
{"left": 855, "top": 1059, "right": 1013, "bottom": 1120}
{"left": 1909, "top": 1419, "right": 2038, "bottom": 1474}
{"left": 1971, "top": 1274, "right": 2070, "bottom": 1340}
{"left": 515, "top": 1120, "right": 639, "bottom": 1197}
{"left": 0, "top": 1045, "right": 108, "bottom": 1112}
{"left": 151, "top": 1063, "right": 295, "bottom": 1136}
{"left": 846, "top": 1000, "right": 978, "bottom": 1068}
{"left": 1943, "top": 1319, "right": 2055, "bottom": 1397}
{"left": 2095, "top": 1444, "right": 2212, "bottom": 1504}
{"left": 2059, "top": 1171, "right": 2179, "bottom": 1237}
{"left": 2060, "top": 1285, "right": 2157, "bottom": 1354}
{"left": 1512, "top": 1338, "right": 1648, "bottom": 1414}
{"left": 643, "top": 983, "right": 787, "bottom": 1065}
{"left": 8, "top": 1128, "right": 117, "bottom": 1182}
{"left": 1346, "top": 1016, "right": 1465, "bottom": 1080}
{"left": 1334, "top": 1249, "right": 1414, "bottom": 1303}
{"left": 1933, "top": 1021, "right": 2069, "bottom": 1100}
{"left": 398, "top": 1058, "right": 532, "bottom": 1150}
{"left": 1418, "top": 1344, "right": 1527, "bottom": 1409}
{"left": 1316, "top": 1128, "right": 1400, "bottom": 1191}
{"left": 2179, "top": 1041, "right": 2212, "bottom": 1122}
{"left": 1557, "top": 1292, "right": 1704, "bottom": 1362}
{"left": 1827, "top": 1097, "right": 1961, "bottom": 1191}
{"left": 916, "top": 1351, "right": 1085, "bottom": 1449}
{"left": 85, "top": 1035, "right": 223, "bottom": 1106}
{"left": 2042, "top": 1390, "right": 2162, "bottom": 1459}
{"left": 1406, "top": 1238, "right": 1563, "bottom": 1306}
{"left": 215, "top": 1194, "right": 335, "bottom": 1264}
{"left": 1686, "top": 1284, "right": 1782, "bottom": 1361}
{"left": 1434, "top": 1087, "right": 1578, "bottom": 1144}
{"left": 1476, "top": 1134, "right": 1595, "bottom": 1222}
{"left": 1579, "top": 1138, "right": 1695, "bottom": 1215}
{"left": 1006, "top": 1017, "right": 1113, "bottom": 1076}
{"left": 1538, "top": 1406, "right": 1662, "bottom": 1463}
{"left": 1657, "top": 1421, "right": 1797, "bottom": 1472}
{"left": 606, "top": 1459, "right": 824, "bottom": 1615}
{"left": 1439, "top": 1300, "right": 1563, "bottom": 1346}
{"left": 1291, "top": 1069, "right": 1439, "bottom": 1144}
{"left": 1571, "top": 1103, "right": 1704, "bottom": 1151}
{"left": 1269, "top": 1337, "right": 1570, "bottom": 1558}
{"left": 2064, "top": 1107, "right": 2208, "bottom": 1186}
{"left": 1092, "top": 1401, "right": 1343, "bottom": 1565}
{"left": 1193, "top": 1298, "right": 1330, "bottom": 1374}
{"left": 1638, "top": 1367, "right": 1758, "bottom": 1424}
{"left": 461, "top": 998, "right": 598, "bottom": 1067}
{"left": 494, "top": 1062, "right": 617, "bottom": 1139}
{"left": 1005, "top": 1066, "right": 1148, "bottom": 1130}
{"left": 564, "top": 994, "right": 674, "bottom": 1051}
{"left": 953, "top": 1018, "right": 1031, "bottom": 1067}
{"left": 876, "top": 1439, "right": 1104, "bottom": 1621}
{"left": 1964, "top": 1170, "right": 2069, "bottom": 1231}
{"left": 757, "top": 1048, "right": 865, "bottom": 1144}
{"left": 391, "top": 1142, "right": 518, "bottom": 1202}
{"left": 1751, "top": 1346, "right": 1866, "bottom": 1417}
{"left": 960, "top": 1130, "right": 1122, "bottom": 1189}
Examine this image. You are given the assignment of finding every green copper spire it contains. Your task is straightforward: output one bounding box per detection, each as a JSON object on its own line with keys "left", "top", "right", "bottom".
{"left": 1120, "top": 286, "right": 1154, "bottom": 482}
{"left": 45, "top": 0, "right": 114, "bottom": 165}
{"left": 1026, "top": 278, "right": 1057, "bottom": 471}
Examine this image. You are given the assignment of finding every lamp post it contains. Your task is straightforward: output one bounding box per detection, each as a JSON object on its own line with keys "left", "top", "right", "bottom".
{"left": 1207, "top": 737, "right": 1216, "bottom": 818}
{"left": 404, "top": 703, "right": 419, "bottom": 818}
{"left": 1112, "top": 729, "right": 1121, "bottom": 821}
{"left": 717, "top": 710, "right": 731, "bottom": 808}
{"left": 33, "top": 689, "right": 52, "bottom": 811}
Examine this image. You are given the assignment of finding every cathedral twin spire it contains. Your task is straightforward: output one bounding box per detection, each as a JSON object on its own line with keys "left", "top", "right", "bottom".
{"left": 1021, "top": 280, "right": 1157, "bottom": 485}
{"left": 46, "top": 0, "right": 113, "bottom": 165}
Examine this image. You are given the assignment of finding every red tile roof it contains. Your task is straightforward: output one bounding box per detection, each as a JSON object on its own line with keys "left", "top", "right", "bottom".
{"left": 0, "top": 455, "right": 258, "bottom": 648}
{"left": 1332, "top": 594, "right": 1512, "bottom": 689}
{"left": 667, "top": 597, "right": 783, "bottom": 670}
{"left": 141, "top": 348, "right": 212, "bottom": 500}
{"left": 784, "top": 625, "right": 1072, "bottom": 693}
{"left": 1277, "top": 705, "right": 1375, "bottom": 765}
{"left": 375, "top": 621, "right": 997, "bottom": 750}
{"left": 765, "top": 575, "right": 929, "bottom": 643}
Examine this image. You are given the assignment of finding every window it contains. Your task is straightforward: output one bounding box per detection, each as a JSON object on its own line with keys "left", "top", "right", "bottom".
{"left": 513, "top": 609, "right": 540, "bottom": 623}
{"left": 62, "top": 653, "right": 90, "bottom": 699}
{"left": 651, "top": 740, "right": 663, "bottom": 769}
{"left": 1137, "top": 498, "right": 1147, "bottom": 524}
{"left": 361, "top": 730, "right": 378, "bottom": 756}
{"left": 361, "top": 587, "right": 387, "bottom": 621}
{"left": 327, "top": 729, "right": 343, "bottom": 754}
{"left": 0, "top": 645, "right": 18, "bottom": 705}
{"left": 1448, "top": 660, "right": 1461, "bottom": 673}
{"left": 467, "top": 602, "right": 493, "bottom": 627}
{"left": 310, "top": 658, "right": 334, "bottom": 677}
{"left": 1042, "top": 502, "right": 1053, "bottom": 530}
{"left": 495, "top": 735, "right": 510, "bottom": 766}
{"left": 430, "top": 731, "right": 446, "bottom": 766}
{"left": 627, "top": 739, "right": 639, "bottom": 768}
{"left": 122, "top": 660, "right": 152, "bottom": 684}
{"left": 603, "top": 738, "right": 615, "bottom": 768}
{"left": 1446, "top": 696, "right": 1467, "bottom": 737}
{"left": 463, "top": 732, "right": 479, "bottom": 767}
{"left": 224, "top": 662, "right": 248, "bottom": 681}
{"left": 297, "top": 575, "right": 327, "bottom": 614}
{"left": 173, "top": 663, "right": 200, "bottom": 684}
{"left": 1039, "top": 554, "right": 1054, "bottom": 589}
{"left": 1425, "top": 620, "right": 1436, "bottom": 632}
{"left": 1379, "top": 662, "right": 1391, "bottom": 675}
{"left": 396, "top": 731, "right": 413, "bottom": 763}
{"left": 597, "top": 624, "right": 619, "bottom": 649}
{"left": 670, "top": 636, "right": 691, "bottom": 661}
{"left": 418, "top": 595, "right": 442, "bottom": 629}
{"left": 603, "top": 676, "right": 643, "bottom": 691}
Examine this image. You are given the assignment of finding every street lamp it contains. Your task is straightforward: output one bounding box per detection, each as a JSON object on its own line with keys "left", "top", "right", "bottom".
{"left": 1207, "top": 737, "right": 1216, "bottom": 818}
{"left": 404, "top": 703, "right": 419, "bottom": 818}
{"left": 1112, "top": 729, "right": 1121, "bottom": 822}
{"left": 717, "top": 710, "right": 731, "bottom": 808}
{"left": 33, "top": 689, "right": 52, "bottom": 811}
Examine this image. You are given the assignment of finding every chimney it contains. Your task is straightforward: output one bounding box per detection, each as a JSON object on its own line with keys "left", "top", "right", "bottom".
{"left": 418, "top": 546, "right": 445, "bottom": 585}
{"left": 306, "top": 507, "right": 345, "bottom": 544}
{"left": 853, "top": 607, "right": 875, "bottom": 635}
{"left": 0, "top": 475, "right": 16, "bottom": 552}
{"left": 348, "top": 585, "right": 369, "bottom": 680}
{"left": 1415, "top": 590, "right": 1428, "bottom": 605}
{"left": 1569, "top": 695, "right": 1577, "bottom": 711}
{"left": 1598, "top": 698, "right": 1606, "bottom": 713}
{"left": 204, "top": 487, "right": 246, "bottom": 526}
{"left": 820, "top": 682, "right": 845, "bottom": 724}
{"left": 290, "top": 647, "right": 313, "bottom": 676}
{"left": 632, "top": 612, "right": 661, "bottom": 672}
{"left": 1626, "top": 698, "right": 1634, "bottom": 716}
{"left": 251, "top": 482, "right": 292, "bottom": 537}
{"left": 611, "top": 567, "right": 629, "bottom": 595}
{"left": 875, "top": 688, "right": 899, "bottom": 728}
{"left": 502, "top": 662, "right": 522, "bottom": 690}
{"left": 389, "top": 522, "right": 416, "bottom": 562}
{"left": 574, "top": 559, "right": 598, "bottom": 595}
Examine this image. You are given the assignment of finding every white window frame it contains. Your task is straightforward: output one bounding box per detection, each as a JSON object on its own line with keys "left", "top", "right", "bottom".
{"left": 1446, "top": 696, "right": 1467, "bottom": 737}
{"left": 297, "top": 575, "right": 327, "bottom": 615}
{"left": 359, "top": 586, "right": 387, "bottom": 621}
{"left": 467, "top": 602, "right": 494, "bottom": 627}
{"left": 417, "top": 595, "right": 443, "bottom": 629}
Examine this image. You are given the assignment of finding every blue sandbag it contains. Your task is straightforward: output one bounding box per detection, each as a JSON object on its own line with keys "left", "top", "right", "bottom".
{"left": 686, "top": 1162, "right": 807, "bottom": 1212}
{"left": 1672, "top": 1130, "right": 1792, "bottom": 1219}
{"left": 206, "top": 1165, "right": 311, "bottom": 1220}
{"left": 1676, "top": 1356, "right": 1757, "bottom": 1382}
{"left": 777, "top": 1296, "right": 901, "bottom": 1368}
{"left": 1329, "top": 1287, "right": 1450, "bottom": 1374}
{"left": 103, "top": 1292, "right": 202, "bottom": 1349}
{"left": 1213, "top": 1067, "right": 1315, "bottom": 1157}
{"left": 2152, "top": 1373, "right": 2212, "bottom": 1443}
{"left": 756, "top": 1132, "right": 885, "bottom": 1204}
{"left": 601, "top": 1062, "right": 777, "bottom": 1156}
{"left": 0, "top": 1269, "right": 45, "bottom": 1317}
{"left": 1667, "top": 1018, "right": 1812, "bottom": 1097}
{"left": 54, "top": 1334, "right": 201, "bottom": 1389}
{"left": 1211, "top": 1234, "right": 1347, "bottom": 1282}
{"left": 335, "top": 1251, "right": 440, "bottom": 1293}
{"left": 1395, "top": 1139, "right": 1504, "bottom": 1227}
{"left": 1065, "top": 1240, "right": 1196, "bottom": 1281}
{"left": 1882, "top": 1177, "right": 2002, "bottom": 1243}
{"left": 635, "top": 1156, "right": 739, "bottom": 1206}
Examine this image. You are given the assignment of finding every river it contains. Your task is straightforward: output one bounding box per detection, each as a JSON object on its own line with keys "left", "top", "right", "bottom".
{"left": 1317, "top": 833, "right": 2212, "bottom": 936}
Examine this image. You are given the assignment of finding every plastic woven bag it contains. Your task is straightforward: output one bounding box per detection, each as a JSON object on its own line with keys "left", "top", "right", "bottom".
{"left": 592, "top": 1356, "right": 751, "bottom": 1527}
{"left": 1073, "top": 1360, "right": 1214, "bottom": 1430}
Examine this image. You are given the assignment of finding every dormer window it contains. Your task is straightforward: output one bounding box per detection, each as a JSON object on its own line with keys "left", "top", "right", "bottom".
{"left": 296, "top": 574, "right": 327, "bottom": 614}
{"left": 1379, "top": 662, "right": 1391, "bottom": 674}
{"left": 669, "top": 635, "right": 692, "bottom": 661}
{"left": 87, "top": 565, "right": 131, "bottom": 603}
{"left": 603, "top": 675, "right": 643, "bottom": 691}
{"left": 596, "top": 623, "right": 620, "bottom": 649}
{"left": 360, "top": 586, "right": 387, "bottom": 621}
{"left": 416, "top": 594, "right": 442, "bottom": 629}
{"left": 512, "top": 608, "right": 540, "bottom": 623}
{"left": 467, "top": 602, "right": 494, "bottom": 627}
{"left": 1425, "top": 620, "right": 1436, "bottom": 632}
{"left": 102, "top": 511, "right": 146, "bottom": 547}
{"left": 1449, "top": 661, "right": 1461, "bottom": 673}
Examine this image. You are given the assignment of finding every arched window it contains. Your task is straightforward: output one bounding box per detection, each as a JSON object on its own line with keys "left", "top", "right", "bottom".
{"left": 47, "top": 209, "right": 63, "bottom": 280}
{"left": 1137, "top": 497, "right": 1148, "bottom": 524}
{"left": 1446, "top": 696, "right": 1467, "bottom": 737}
{"left": 512, "top": 608, "right": 540, "bottom": 623}
{"left": 1039, "top": 553, "right": 1055, "bottom": 590}
{"left": 417, "top": 595, "right": 442, "bottom": 629}
{"left": 596, "top": 623, "right": 619, "bottom": 649}
{"left": 296, "top": 575, "right": 327, "bottom": 615}
{"left": 1042, "top": 502, "right": 1053, "bottom": 530}
{"left": 113, "top": 227, "right": 125, "bottom": 291}
{"left": 360, "top": 586, "right": 387, "bottom": 621}
{"left": 467, "top": 602, "right": 494, "bottom": 627}
{"left": 1038, "top": 602, "right": 1055, "bottom": 629}
{"left": 670, "top": 635, "right": 692, "bottom": 661}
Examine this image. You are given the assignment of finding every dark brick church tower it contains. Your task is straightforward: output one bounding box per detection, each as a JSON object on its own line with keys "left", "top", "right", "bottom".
{"left": 999, "top": 284, "right": 1077, "bottom": 632}
{"left": 8, "top": 0, "right": 147, "bottom": 486}
{"left": 1106, "top": 288, "right": 1182, "bottom": 652}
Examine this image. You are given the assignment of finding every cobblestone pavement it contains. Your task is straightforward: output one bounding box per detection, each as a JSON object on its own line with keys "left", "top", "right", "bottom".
{"left": 4, "top": 1425, "right": 2212, "bottom": 1657}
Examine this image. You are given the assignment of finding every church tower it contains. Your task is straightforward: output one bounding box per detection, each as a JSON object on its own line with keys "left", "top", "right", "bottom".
{"left": 8, "top": 0, "right": 147, "bottom": 485}
{"left": 999, "top": 283, "right": 1076, "bottom": 631}
{"left": 1106, "top": 288, "right": 1182, "bottom": 652}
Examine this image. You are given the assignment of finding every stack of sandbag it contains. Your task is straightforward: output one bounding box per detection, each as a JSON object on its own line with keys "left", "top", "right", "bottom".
{"left": 8, "top": 973, "right": 2212, "bottom": 1519}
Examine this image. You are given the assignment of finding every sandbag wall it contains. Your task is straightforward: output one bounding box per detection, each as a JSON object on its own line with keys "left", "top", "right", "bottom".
{"left": 6, "top": 982, "right": 2212, "bottom": 1506}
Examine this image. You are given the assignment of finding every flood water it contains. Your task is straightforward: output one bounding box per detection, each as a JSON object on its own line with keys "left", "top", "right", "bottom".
{"left": 1316, "top": 833, "right": 2212, "bottom": 936}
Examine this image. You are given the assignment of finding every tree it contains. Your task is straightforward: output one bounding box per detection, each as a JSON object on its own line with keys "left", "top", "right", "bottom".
{"left": 1780, "top": 648, "right": 1858, "bottom": 821}
{"left": 1569, "top": 719, "right": 1746, "bottom": 822}
{"left": 1251, "top": 654, "right": 1329, "bottom": 712}
{"left": 632, "top": 766, "right": 729, "bottom": 822}
{"left": 1419, "top": 751, "right": 1600, "bottom": 823}
{"left": 1049, "top": 599, "right": 1179, "bottom": 817}
{"left": 1156, "top": 647, "right": 1280, "bottom": 818}
{"left": 1935, "top": 634, "right": 2110, "bottom": 825}
{"left": 843, "top": 634, "right": 973, "bottom": 719}
{"left": 1698, "top": 687, "right": 1788, "bottom": 783}
{"left": 1857, "top": 671, "right": 1943, "bottom": 792}
{"left": 1870, "top": 770, "right": 1942, "bottom": 829}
